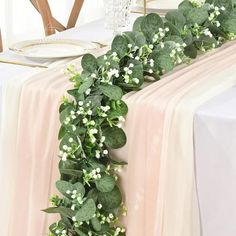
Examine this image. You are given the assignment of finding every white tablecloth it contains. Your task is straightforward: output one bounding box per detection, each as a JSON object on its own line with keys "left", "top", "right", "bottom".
{"left": 195, "top": 86, "right": 236, "bottom": 236}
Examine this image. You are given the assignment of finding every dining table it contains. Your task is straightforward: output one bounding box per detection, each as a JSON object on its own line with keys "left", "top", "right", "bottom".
{"left": 0, "top": 13, "right": 236, "bottom": 236}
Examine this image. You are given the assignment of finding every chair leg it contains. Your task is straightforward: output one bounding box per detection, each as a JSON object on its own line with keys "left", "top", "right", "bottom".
{"left": 67, "top": 0, "right": 84, "bottom": 29}
{"left": 35, "top": 0, "right": 56, "bottom": 36}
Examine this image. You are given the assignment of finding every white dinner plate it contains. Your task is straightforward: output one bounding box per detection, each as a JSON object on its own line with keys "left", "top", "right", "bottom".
{"left": 9, "top": 39, "right": 98, "bottom": 59}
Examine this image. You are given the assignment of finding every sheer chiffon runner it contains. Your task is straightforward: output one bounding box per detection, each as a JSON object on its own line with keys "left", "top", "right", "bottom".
{"left": 1, "top": 42, "right": 236, "bottom": 236}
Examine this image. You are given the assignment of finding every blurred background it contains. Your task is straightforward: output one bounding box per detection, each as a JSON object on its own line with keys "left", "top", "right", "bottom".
{"left": 0, "top": 0, "right": 182, "bottom": 48}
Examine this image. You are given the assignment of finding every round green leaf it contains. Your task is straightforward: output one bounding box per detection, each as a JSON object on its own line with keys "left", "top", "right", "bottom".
{"left": 56, "top": 180, "right": 85, "bottom": 198}
{"left": 186, "top": 8, "right": 209, "bottom": 25}
{"left": 95, "top": 174, "right": 116, "bottom": 193}
{"left": 141, "top": 13, "right": 164, "bottom": 41}
{"left": 75, "top": 199, "right": 96, "bottom": 222}
{"left": 98, "top": 186, "right": 122, "bottom": 211}
{"left": 165, "top": 10, "right": 186, "bottom": 30}
{"left": 102, "top": 126, "right": 127, "bottom": 149}
{"left": 81, "top": 54, "right": 98, "bottom": 73}
{"left": 98, "top": 84, "right": 123, "bottom": 100}
{"left": 133, "top": 16, "right": 145, "bottom": 32}
{"left": 111, "top": 35, "right": 128, "bottom": 58}
{"left": 91, "top": 217, "right": 102, "bottom": 231}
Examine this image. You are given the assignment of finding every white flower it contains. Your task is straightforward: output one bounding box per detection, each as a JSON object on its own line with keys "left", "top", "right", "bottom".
{"left": 97, "top": 204, "right": 102, "bottom": 209}
{"left": 78, "top": 101, "right": 84, "bottom": 106}
{"left": 56, "top": 230, "right": 60, "bottom": 234}
{"left": 221, "top": 6, "right": 226, "bottom": 11}
{"left": 118, "top": 116, "right": 125, "bottom": 122}
{"left": 95, "top": 150, "right": 100, "bottom": 158}
{"left": 158, "top": 28, "right": 163, "bottom": 32}
{"left": 69, "top": 138, "right": 73, "bottom": 143}
{"left": 91, "top": 137, "right": 96, "bottom": 143}
{"left": 109, "top": 213, "right": 114, "bottom": 219}
{"left": 63, "top": 145, "right": 68, "bottom": 150}
{"left": 87, "top": 110, "right": 93, "bottom": 116}
{"left": 116, "top": 123, "right": 122, "bottom": 128}
{"left": 66, "top": 190, "right": 71, "bottom": 194}
{"left": 128, "top": 43, "right": 132, "bottom": 48}
{"left": 129, "top": 63, "right": 134, "bottom": 68}
{"left": 160, "top": 32, "right": 165, "bottom": 37}
{"left": 72, "top": 216, "right": 76, "bottom": 222}
{"left": 71, "top": 194, "right": 76, "bottom": 199}
{"left": 103, "top": 150, "right": 108, "bottom": 155}
{"left": 71, "top": 204, "right": 76, "bottom": 210}
{"left": 149, "top": 44, "right": 154, "bottom": 49}
{"left": 85, "top": 88, "right": 91, "bottom": 95}
{"left": 72, "top": 125, "right": 76, "bottom": 131}
{"left": 91, "top": 73, "right": 97, "bottom": 78}
{"left": 127, "top": 69, "right": 133, "bottom": 75}
{"left": 160, "top": 42, "right": 164, "bottom": 48}
{"left": 83, "top": 118, "right": 88, "bottom": 124}
{"left": 165, "top": 27, "right": 170, "bottom": 32}
{"left": 101, "top": 136, "right": 106, "bottom": 142}
{"left": 112, "top": 52, "right": 117, "bottom": 57}
{"left": 133, "top": 78, "right": 139, "bottom": 84}
{"left": 96, "top": 168, "right": 101, "bottom": 173}
{"left": 124, "top": 67, "right": 129, "bottom": 72}
{"left": 149, "top": 69, "right": 153, "bottom": 74}
{"left": 135, "top": 56, "right": 140, "bottom": 60}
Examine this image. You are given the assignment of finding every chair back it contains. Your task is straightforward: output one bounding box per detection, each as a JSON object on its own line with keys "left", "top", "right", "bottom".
{"left": 30, "top": 0, "right": 84, "bottom": 36}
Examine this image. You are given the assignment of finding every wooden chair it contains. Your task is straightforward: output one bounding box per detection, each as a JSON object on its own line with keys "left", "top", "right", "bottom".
{"left": 30, "top": 0, "right": 84, "bottom": 36}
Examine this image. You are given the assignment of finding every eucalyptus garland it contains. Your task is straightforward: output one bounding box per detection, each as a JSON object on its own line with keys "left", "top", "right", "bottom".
{"left": 43, "top": 1, "right": 236, "bottom": 236}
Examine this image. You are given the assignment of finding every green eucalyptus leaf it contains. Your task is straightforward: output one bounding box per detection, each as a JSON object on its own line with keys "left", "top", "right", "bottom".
{"left": 158, "top": 54, "right": 174, "bottom": 72}
{"left": 58, "top": 126, "right": 66, "bottom": 140}
{"left": 165, "top": 10, "right": 186, "bottom": 30}
{"left": 42, "top": 207, "right": 74, "bottom": 218}
{"left": 75, "top": 199, "right": 96, "bottom": 222}
{"left": 59, "top": 169, "right": 83, "bottom": 178}
{"left": 141, "top": 13, "right": 164, "bottom": 41}
{"left": 98, "top": 186, "right": 122, "bottom": 211}
{"left": 99, "top": 84, "right": 123, "bottom": 100}
{"left": 222, "top": 17, "right": 236, "bottom": 34}
{"left": 78, "top": 77, "right": 94, "bottom": 94}
{"left": 102, "top": 126, "right": 127, "bottom": 149}
{"left": 164, "top": 22, "right": 181, "bottom": 36}
{"left": 214, "top": 0, "right": 233, "bottom": 12}
{"left": 108, "top": 100, "right": 128, "bottom": 119}
{"left": 91, "top": 217, "right": 102, "bottom": 231}
{"left": 89, "top": 160, "right": 106, "bottom": 172}
{"left": 184, "top": 44, "right": 198, "bottom": 58}
{"left": 87, "top": 188, "right": 99, "bottom": 202}
{"left": 186, "top": 8, "right": 209, "bottom": 25}
{"left": 165, "top": 35, "right": 184, "bottom": 44}
{"left": 133, "top": 16, "right": 145, "bottom": 32}
{"left": 111, "top": 35, "right": 129, "bottom": 58}
{"left": 95, "top": 174, "right": 116, "bottom": 193}
{"left": 56, "top": 180, "right": 85, "bottom": 198}
{"left": 123, "top": 31, "right": 147, "bottom": 47}
{"left": 81, "top": 53, "right": 98, "bottom": 73}
{"left": 75, "top": 229, "right": 87, "bottom": 236}
{"left": 183, "top": 31, "right": 193, "bottom": 46}
{"left": 178, "top": 0, "right": 194, "bottom": 15}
